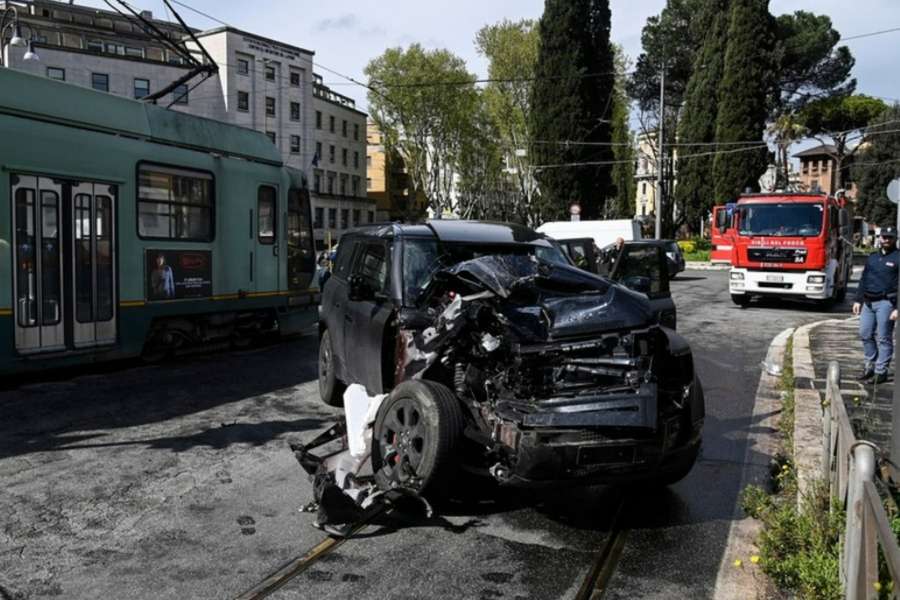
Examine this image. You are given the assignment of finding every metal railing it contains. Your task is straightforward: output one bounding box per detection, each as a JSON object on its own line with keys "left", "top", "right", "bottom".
{"left": 823, "top": 360, "right": 900, "bottom": 599}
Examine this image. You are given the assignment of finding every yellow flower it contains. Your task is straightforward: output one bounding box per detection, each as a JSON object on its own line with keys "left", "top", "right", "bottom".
{"left": 874, "top": 581, "right": 882, "bottom": 592}
{"left": 733, "top": 559, "right": 743, "bottom": 568}
{"left": 750, "top": 555, "right": 760, "bottom": 564}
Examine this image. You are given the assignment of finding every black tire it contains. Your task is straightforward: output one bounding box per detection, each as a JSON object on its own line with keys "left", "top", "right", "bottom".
{"left": 372, "top": 379, "right": 465, "bottom": 499}
{"left": 731, "top": 294, "right": 751, "bottom": 307}
{"left": 318, "top": 329, "right": 345, "bottom": 407}
{"left": 653, "top": 442, "right": 700, "bottom": 487}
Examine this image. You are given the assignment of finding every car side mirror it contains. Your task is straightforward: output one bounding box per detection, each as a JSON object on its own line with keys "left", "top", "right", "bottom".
{"left": 348, "top": 274, "right": 375, "bottom": 302}
{"left": 623, "top": 275, "right": 652, "bottom": 295}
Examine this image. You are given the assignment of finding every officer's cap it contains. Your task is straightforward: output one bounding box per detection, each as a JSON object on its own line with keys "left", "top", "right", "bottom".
{"left": 882, "top": 226, "right": 898, "bottom": 238}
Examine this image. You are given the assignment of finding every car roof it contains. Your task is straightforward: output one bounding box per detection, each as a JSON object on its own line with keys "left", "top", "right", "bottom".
{"left": 348, "top": 220, "right": 550, "bottom": 244}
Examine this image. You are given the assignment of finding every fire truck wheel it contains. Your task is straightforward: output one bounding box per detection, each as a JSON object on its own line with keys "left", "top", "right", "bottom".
{"left": 731, "top": 294, "right": 751, "bottom": 308}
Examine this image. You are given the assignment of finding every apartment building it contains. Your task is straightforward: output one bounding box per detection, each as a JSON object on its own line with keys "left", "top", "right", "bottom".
{"left": 366, "top": 119, "right": 426, "bottom": 222}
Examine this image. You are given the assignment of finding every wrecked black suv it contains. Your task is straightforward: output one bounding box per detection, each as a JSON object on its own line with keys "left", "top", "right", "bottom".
{"left": 318, "top": 221, "right": 703, "bottom": 492}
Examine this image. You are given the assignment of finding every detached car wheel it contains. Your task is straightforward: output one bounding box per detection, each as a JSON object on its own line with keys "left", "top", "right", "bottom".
{"left": 318, "top": 329, "right": 346, "bottom": 407}
{"left": 372, "top": 380, "right": 465, "bottom": 498}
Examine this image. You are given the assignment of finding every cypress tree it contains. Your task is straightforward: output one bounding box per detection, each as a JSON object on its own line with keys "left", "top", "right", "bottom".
{"left": 712, "top": 0, "right": 776, "bottom": 202}
{"left": 531, "top": 0, "right": 615, "bottom": 219}
{"left": 675, "top": 0, "right": 730, "bottom": 232}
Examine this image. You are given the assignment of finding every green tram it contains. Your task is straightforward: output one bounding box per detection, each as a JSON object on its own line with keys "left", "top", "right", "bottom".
{"left": 0, "top": 68, "right": 318, "bottom": 377}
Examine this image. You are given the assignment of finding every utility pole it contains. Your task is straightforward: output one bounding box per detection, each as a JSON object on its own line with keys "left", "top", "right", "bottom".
{"left": 655, "top": 65, "right": 665, "bottom": 240}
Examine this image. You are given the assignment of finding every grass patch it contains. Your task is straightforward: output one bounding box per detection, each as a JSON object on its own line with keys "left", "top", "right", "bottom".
{"left": 739, "top": 334, "right": 843, "bottom": 600}
{"left": 683, "top": 250, "right": 711, "bottom": 262}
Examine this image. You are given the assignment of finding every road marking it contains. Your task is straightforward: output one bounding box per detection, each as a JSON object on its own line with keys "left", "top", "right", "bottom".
{"left": 575, "top": 496, "right": 628, "bottom": 600}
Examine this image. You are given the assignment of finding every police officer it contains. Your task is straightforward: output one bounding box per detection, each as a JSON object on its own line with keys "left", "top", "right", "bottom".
{"left": 853, "top": 226, "right": 900, "bottom": 383}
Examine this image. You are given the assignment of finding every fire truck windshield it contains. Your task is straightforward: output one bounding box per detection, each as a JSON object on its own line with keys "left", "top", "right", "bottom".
{"left": 738, "top": 203, "right": 824, "bottom": 237}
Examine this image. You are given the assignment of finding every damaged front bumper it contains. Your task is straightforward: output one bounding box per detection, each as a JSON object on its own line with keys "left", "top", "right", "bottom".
{"left": 489, "top": 383, "right": 702, "bottom": 486}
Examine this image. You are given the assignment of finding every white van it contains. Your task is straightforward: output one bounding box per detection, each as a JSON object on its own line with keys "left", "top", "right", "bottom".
{"left": 536, "top": 219, "right": 643, "bottom": 249}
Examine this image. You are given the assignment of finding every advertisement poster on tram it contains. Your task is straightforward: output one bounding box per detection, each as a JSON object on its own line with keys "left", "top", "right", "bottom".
{"left": 145, "top": 250, "right": 212, "bottom": 301}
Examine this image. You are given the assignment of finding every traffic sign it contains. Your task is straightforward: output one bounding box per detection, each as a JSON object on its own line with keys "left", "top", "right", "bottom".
{"left": 888, "top": 178, "right": 900, "bottom": 204}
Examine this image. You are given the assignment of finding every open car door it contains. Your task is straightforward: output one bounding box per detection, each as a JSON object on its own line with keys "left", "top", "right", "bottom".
{"left": 611, "top": 243, "right": 677, "bottom": 329}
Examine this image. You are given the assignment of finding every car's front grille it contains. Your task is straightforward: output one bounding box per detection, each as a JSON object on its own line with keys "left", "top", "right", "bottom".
{"left": 748, "top": 248, "right": 806, "bottom": 263}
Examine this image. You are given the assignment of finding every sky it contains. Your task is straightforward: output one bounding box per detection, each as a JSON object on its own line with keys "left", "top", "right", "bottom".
{"left": 80, "top": 0, "right": 900, "bottom": 111}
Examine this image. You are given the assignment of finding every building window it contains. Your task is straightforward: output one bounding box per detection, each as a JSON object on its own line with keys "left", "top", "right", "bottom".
{"left": 290, "top": 135, "right": 301, "bottom": 154}
{"left": 173, "top": 84, "right": 189, "bottom": 105}
{"left": 340, "top": 178, "right": 347, "bottom": 196}
{"left": 125, "top": 46, "right": 143, "bottom": 58}
{"left": 237, "top": 58, "right": 249, "bottom": 76}
{"left": 342, "top": 120, "right": 348, "bottom": 137}
{"left": 237, "top": 91, "right": 249, "bottom": 112}
{"left": 366, "top": 177, "right": 372, "bottom": 190}
{"left": 368, "top": 211, "right": 374, "bottom": 223}
{"left": 138, "top": 164, "right": 214, "bottom": 241}
{"left": 316, "top": 111, "right": 322, "bottom": 129}
{"left": 258, "top": 186, "right": 276, "bottom": 245}
{"left": 352, "top": 209, "right": 360, "bottom": 226}
{"left": 91, "top": 73, "right": 109, "bottom": 92}
{"left": 265, "top": 96, "right": 276, "bottom": 117}
{"left": 641, "top": 182, "right": 647, "bottom": 195}
{"left": 314, "top": 172, "right": 321, "bottom": 193}
{"left": 366, "top": 155, "right": 372, "bottom": 168}
{"left": 266, "top": 131, "right": 276, "bottom": 144}
{"left": 328, "top": 208, "right": 336, "bottom": 229}
{"left": 340, "top": 208, "right": 349, "bottom": 229}
{"left": 314, "top": 207, "right": 323, "bottom": 229}
{"left": 351, "top": 177, "right": 359, "bottom": 197}
{"left": 316, "top": 142, "right": 322, "bottom": 161}
{"left": 87, "top": 39, "right": 103, "bottom": 53}
{"left": 265, "top": 64, "right": 275, "bottom": 81}
{"left": 354, "top": 123, "right": 360, "bottom": 141}
{"left": 342, "top": 148, "right": 348, "bottom": 167}
{"left": 327, "top": 175, "right": 335, "bottom": 195}
{"left": 290, "top": 70, "right": 301, "bottom": 86}
{"left": 46, "top": 67, "right": 65, "bottom": 81}
{"left": 354, "top": 152, "right": 359, "bottom": 169}
{"left": 290, "top": 102, "right": 300, "bottom": 121}
{"left": 329, "top": 145, "right": 335, "bottom": 163}
{"left": 134, "top": 78, "right": 150, "bottom": 99}
{"left": 329, "top": 115, "right": 335, "bottom": 133}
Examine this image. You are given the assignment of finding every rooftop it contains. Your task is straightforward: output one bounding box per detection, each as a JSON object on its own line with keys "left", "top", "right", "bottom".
{"left": 794, "top": 144, "right": 838, "bottom": 158}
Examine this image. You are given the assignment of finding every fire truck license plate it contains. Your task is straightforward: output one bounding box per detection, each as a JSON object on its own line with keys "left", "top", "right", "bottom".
{"left": 765, "top": 275, "right": 784, "bottom": 282}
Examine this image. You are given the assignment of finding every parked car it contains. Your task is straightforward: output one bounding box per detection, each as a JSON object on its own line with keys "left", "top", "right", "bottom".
{"left": 663, "top": 240, "right": 686, "bottom": 278}
{"left": 318, "top": 221, "right": 703, "bottom": 495}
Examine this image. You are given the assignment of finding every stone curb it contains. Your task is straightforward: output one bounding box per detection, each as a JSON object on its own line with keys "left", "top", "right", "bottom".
{"left": 791, "top": 318, "right": 853, "bottom": 504}
{"left": 685, "top": 262, "right": 730, "bottom": 271}
{"left": 713, "top": 327, "right": 794, "bottom": 599}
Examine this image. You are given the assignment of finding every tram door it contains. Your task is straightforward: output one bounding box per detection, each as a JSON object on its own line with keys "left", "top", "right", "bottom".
{"left": 11, "top": 174, "right": 116, "bottom": 354}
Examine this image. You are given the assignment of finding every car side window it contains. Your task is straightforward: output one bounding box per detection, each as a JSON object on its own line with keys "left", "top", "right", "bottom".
{"left": 615, "top": 246, "right": 669, "bottom": 297}
{"left": 352, "top": 241, "right": 389, "bottom": 292}
{"left": 332, "top": 239, "right": 357, "bottom": 281}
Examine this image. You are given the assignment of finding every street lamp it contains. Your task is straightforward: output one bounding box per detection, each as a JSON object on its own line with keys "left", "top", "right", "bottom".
{"left": 1, "top": 6, "right": 39, "bottom": 67}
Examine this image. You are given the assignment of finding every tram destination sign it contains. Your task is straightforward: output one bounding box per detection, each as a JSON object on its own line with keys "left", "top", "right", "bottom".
{"left": 145, "top": 250, "right": 213, "bottom": 301}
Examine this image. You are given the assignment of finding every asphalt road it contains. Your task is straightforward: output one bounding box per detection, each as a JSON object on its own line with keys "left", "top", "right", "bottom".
{"left": 0, "top": 269, "right": 854, "bottom": 600}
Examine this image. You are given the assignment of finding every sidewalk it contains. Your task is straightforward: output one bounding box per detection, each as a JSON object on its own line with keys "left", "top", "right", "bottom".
{"left": 808, "top": 317, "right": 893, "bottom": 449}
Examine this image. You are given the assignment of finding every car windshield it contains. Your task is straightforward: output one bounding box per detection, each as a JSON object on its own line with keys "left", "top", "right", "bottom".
{"left": 664, "top": 241, "right": 679, "bottom": 253}
{"left": 738, "top": 203, "right": 824, "bottom": 237}
{"left": 402, "top": 238, "right": 570, "bottom": 305}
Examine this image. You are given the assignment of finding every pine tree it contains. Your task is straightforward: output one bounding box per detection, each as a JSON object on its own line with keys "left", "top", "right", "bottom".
{"left": 712, "top": 0, "right": 776, "bottom": 202}
{"left": 675, "top": 0, "right": 730, "bottom": 233}
{"left": 531, "top": 0, "right": 615, "bottom": 219}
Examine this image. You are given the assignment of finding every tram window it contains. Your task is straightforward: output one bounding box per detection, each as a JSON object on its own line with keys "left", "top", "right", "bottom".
{"left": 96, "top": 195, "right": 114, "bottom": 322}
{"left": 258, "top": 186, "right": 276, "bottom": 245}
{"left": 138, "top": 165, "right": 214, "bottom": 242}
{"left": 14, "top": 188, "right": 37, "bottom": 328}
{"left": 40, "top": 191, "right": 61, "bottom": 326}
{"left": 287, "top": 188, "right": 314, "bottom": 289}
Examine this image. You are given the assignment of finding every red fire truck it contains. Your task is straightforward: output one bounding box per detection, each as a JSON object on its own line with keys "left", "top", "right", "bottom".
{"left": 727, "top": 193, "right": 853, "bottom": 307}
{"left": 711, "top": 205, "right": 735, "bottom": 264}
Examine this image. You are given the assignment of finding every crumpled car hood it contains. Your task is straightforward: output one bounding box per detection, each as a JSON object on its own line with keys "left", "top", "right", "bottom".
{"left": 438, "top": 255, "right": 654, "bottom": 340}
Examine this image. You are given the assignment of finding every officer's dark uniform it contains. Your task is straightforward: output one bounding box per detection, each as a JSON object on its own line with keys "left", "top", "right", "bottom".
{"left": 855, "top": 228, "right": 900, "bottom": 381}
